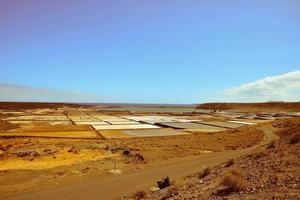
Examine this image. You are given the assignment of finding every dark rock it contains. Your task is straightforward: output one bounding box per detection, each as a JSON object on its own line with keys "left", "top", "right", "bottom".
{"left": 123, "top": 150, "right": 130, "bottom": 156}
{"left": 157, "top": 177, "right": 170, "bottom": 189}
{"left": 134, "top": 153, "right": 144, "bottom": 161}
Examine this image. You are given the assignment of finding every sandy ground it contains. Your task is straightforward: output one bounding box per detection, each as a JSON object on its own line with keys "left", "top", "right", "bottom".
{"left": 0, "top": 125, "right": 263, "bottom": 198}
{"left": 138, "top": 119, "right": 300, "bottom": 200}
{"left": 0, "top": 102, "right": 294, "bottom": 200}
{"left": 1, "top": 121, "right": 275, "bottom": 200}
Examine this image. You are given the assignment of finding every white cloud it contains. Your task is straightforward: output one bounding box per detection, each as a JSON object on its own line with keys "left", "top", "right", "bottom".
{"left": 222, "top": 71, "right": 300, "bottom": 102}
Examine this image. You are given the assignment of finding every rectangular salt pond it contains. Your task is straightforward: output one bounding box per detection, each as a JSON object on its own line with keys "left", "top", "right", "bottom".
{"left": 108, "top": 121, "right": 140, "bottom": 125}
{"left": 74, "top": 121, "right": 109, "bottom": 125}
{"left": 198, "top": 121, "right": 244, "bottom": 129}
{"left": 156, "top": 122, "right": 228, "bottom": 132}
{"left": 123, "top": 129, "right": 189, "bottom": 137}
{"left": 227, "top": 120, "right": 256, "bottom": 125}
{"left": 92, "top": 116, "right": 129, "bottom": 122}
{"left": 99, "top": 129, "right": 189, "bottom": 139}
{"left": 96, "top": 106, "right": 210, "bottom": 114}
{"left": 123, "top": 115, "right": 202, "bottom": 123}
{"left": 68, "top": 117, "right": 98, "bottom": 121}
{"left": 92, "top": 124, "right": 160, "bottom": 130}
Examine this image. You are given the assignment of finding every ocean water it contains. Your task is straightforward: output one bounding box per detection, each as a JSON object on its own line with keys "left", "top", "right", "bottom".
{"left": 96, "top": 106, "right": 210, "bottom": 113}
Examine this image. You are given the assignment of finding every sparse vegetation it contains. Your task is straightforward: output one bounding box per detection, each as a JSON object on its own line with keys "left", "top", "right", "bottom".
{"left": 221, "top": 168, "right": 248, "bottom": 192}
{"left": 267, "top": 140, "right": 276, "bottom": 148}
{"left": 161, "top": 186, "right": 179, "bottom": 200}
{"left": 225, "top": 158, "right": 235, "bottom": 167}
{"left": 198, "top": 166, "right": 211, "bottom": 179}
{"left": 289, "top": 133, "right": 300, "bottom": 144}
{"left": 1, "top": 102, "right": 299, "bottom": 200}
{"left": 252, "top": 150, "right": 266, "bottom": 159}
{"left": 127, "top": 118, "right": 300, "bottom": 200}
{"left": 184, "top": 179, "right": 196, "bottom": 189}
{"left": 133, "top": 190, "right": 147, "bottom": 200}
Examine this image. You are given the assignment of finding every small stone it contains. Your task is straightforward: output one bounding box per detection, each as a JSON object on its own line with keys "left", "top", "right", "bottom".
{"left": 157, "top": 177, "right": 170, "bottom": 189}
{"left": 81, "top": 167, "right": 90, "bottom": 173}
{"left": 68, "top": 146, "right": 79, "bottom": 154}
{"left": 149, "top": 187, "right": 160, "bottom": 192}
{"left": 108, "top": 169, "right": 122, "bottom": 175}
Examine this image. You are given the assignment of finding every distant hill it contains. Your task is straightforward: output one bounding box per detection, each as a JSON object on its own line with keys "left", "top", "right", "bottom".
{"left": 0, "top": 84, "right": 114, "bottom": 103}
{"left": 197, "top": 102, "right": 300, "bottom": 112}
{"left": 0, "top": 102, "right": 82, "bottom": 110}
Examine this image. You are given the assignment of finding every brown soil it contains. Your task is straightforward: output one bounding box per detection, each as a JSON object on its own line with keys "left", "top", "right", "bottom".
{"left": 0, "top": 102, "right": 85, "bottom": 110}
{"left": 0, "top": 103, "right": 289, "bottom": 199}
{"left": 197, "top": 102, "right": 300, "bottom": 112}
{"left": 0, "top": 126, "right": 263, "bottom": 197}
{"left": 111, "top": 127, "right": 263, "bottom": 165}
{"left": 14, "top": 124, "right": 93, "bottom": 132}
{"left": 0, "top": 119, "right": 19, "bottom": 132}
{"left": 142, "top": 119, "right": 300, "bottom": 200}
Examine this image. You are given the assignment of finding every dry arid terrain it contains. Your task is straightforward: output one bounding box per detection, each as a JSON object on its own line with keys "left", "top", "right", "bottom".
{"left": 0, "top": 124, "right": 263, "bottom": 197}
{"left": 128, "top": 118, "right": 300, "bottom": 200}
{"left": 197, "top": 102, "right": 300, "bottom": 112}
{"left": 0, "top": 102, "right": 299, "bottom": 200}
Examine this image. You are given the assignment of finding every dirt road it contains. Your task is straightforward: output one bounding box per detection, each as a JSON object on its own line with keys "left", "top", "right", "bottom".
{"left": 3, "top": 126, "right": 277, "bottom": 200}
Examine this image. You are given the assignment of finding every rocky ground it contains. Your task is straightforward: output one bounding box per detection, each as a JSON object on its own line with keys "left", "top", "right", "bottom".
{"left": 0, "top": 125, "right": 263, "bottom": 196}
{"left": 0, "top": 119, "right": 19, "bottom": 132}
{"left": 129, "top": 119, "right": 300, "bottom": 200}
{"left": 197, "top": 102, "right": 300, "bottom": 112}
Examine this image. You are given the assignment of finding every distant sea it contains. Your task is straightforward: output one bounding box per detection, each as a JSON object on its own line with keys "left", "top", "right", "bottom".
{"left": 81, "top": 103, "right": 210, "bottom": 113}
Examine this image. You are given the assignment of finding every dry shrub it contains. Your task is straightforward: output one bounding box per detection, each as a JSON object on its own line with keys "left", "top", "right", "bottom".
{"left": 221, "top": 168, "right": 248, "bottom": 192}
{"left": 289, "top": 133, "right": 300, "bottom": 144}
{"left": 252, "top": 150, "right": 266, "bottom": 159}
{"left": 133, "top": 190, "right": 146, "bottom": 200}
{"left": 170, "top": 180, "right": 176, "bottom": 186}
{"left": 161, "top": 186, "right": 179, "bottom": 200}
{"left": 267, "top": 140, "right": 276, "bottom": 148}
{"left": 273, "top": 120, "right": 297, "bottom": 128}
{"left": 185, "top": 180, "right": 196, "bottom": 189}
{"left": 198, "top": 167, "right": 211, "bottom": 179}
{"left": 180, "top": 177, "right": 197, "bottom": 189}
{"left": 225, "top": 159, "right": 235, "bottom": 167}
{"left": 276, "top": 125, "right": 300, "bottom": 138}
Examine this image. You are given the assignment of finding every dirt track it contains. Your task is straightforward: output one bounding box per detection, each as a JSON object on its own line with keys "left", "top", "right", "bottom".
{"left": 3, "top": 126, "right": 277, "bottom": 200}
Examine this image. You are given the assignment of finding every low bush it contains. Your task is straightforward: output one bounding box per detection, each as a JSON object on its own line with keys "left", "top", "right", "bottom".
{"left": 161, "top": 186, "right": 179, "bottom": 200}
{"left": 252, "top": 150, "right": 266, "bottom": 159}
{"left": 221, "top": 168, "right": 248, "bottom": 192}
{"left": 289, "top": 133, "right": 300, "bottom": 144}
{"left": 267, "top": 140, "right": 276, "bottom": 148}
{"left": 133, "top": 190, "right": 146, "bottom": 200}
{"left": 198, "top": 167, "right": 211, "bottom": 179}
{"left": 225, "top": 159, "right": 235, "bottom": 167}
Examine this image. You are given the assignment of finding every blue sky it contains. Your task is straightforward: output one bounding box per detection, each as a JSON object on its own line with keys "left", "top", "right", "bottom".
{"left": 0, "top": 0, "right": 299, "bottom": 103}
